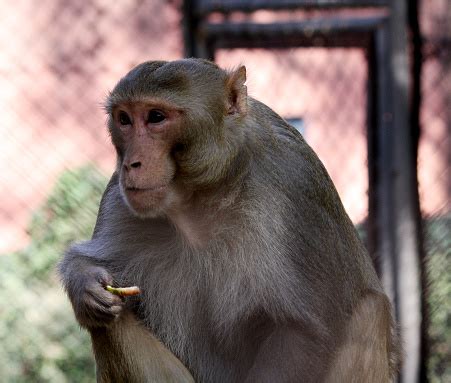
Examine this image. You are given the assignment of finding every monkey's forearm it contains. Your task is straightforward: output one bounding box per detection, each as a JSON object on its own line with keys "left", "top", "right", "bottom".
{"left": 92, "top": 312, "right": 194, "bottom": 383}
{"left": 59, "top": 244, "right": 100, "bottom": 286}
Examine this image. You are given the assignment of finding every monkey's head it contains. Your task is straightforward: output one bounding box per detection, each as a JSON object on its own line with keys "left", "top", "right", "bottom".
{"left": 105, "top": 59, "right": 248, "bottom": 218}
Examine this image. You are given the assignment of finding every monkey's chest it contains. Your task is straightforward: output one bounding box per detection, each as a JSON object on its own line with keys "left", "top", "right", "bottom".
{"left": 136, "top": 270, "right": 266, "bottom": 382}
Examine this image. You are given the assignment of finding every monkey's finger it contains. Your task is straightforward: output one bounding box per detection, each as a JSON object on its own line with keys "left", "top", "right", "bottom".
{"left": 85, "top": 287, "right": 124, "bottom": 308}
{"left": 110, "top": 305, "right": 123, "bottom": 316}
{"left": 92, "top": 268, "right": 114, "bottom": 287}
{"left": 84, "top": 297, "right": 122, "bottom": 319}
{"left": 78, "top": 307, "right": 115, "bottom": 327}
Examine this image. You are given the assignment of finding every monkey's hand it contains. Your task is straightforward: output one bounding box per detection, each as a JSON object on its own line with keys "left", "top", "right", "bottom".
{"left": 69, "top": 266, "right": 124, "bottom": 329}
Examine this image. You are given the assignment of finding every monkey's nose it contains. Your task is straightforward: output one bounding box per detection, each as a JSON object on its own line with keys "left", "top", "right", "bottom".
{"left": 124, "top": 161, "right": 142, "bottom": 171}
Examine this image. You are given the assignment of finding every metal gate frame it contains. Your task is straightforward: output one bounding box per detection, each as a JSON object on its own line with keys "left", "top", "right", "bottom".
{"left": 183, "top": 1, "right": 424, "bottom": 382}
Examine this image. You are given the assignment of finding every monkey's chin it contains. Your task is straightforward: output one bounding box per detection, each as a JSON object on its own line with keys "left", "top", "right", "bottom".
{"left": 122, "top": 188, "right": 169, "bottom": 219}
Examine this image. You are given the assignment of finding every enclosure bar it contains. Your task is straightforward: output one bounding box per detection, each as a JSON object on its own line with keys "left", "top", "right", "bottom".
{"left": 200, "top": 15, "right": 386, "bottom": 50}
{"left": 366, "top": 34, "right": 380, "bottom": 274}
{"left": 374, "top": 20, "right": 397, "bottom": 319}
{"left": 389, "top": 1, "right": 423, "bottom": 382}
{"left": 407, "top": 0, "right": 428, "bottom": 379}
{"left": 195, "top": 0, "right": 389, "bottom": 15}
{"left": 183, "top": 0, "right": 198, "bottom": 57}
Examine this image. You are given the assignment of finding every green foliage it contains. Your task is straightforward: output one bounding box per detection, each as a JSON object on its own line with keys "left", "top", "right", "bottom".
{"left": 425, "top": 214, "right": 451, "bottom": 383}
{"left": 0, "top": 166, "right": 107, "bottom": 382}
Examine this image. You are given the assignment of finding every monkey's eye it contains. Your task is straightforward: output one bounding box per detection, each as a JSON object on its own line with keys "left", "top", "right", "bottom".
{"left": 148, "top": 110, "right": 166, "bottom": 124}
{"left": 118, "top": 111, "right": 131, "bottom": 125}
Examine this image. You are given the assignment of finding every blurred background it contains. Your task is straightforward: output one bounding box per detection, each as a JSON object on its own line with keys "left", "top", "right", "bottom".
{"left": 0, "top": 0, "right": 448, "bottom": 382}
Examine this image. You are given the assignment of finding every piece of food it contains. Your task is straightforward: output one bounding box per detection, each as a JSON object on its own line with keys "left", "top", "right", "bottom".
{"left": 105, "top": 285, "right": 141, "bottom": 296}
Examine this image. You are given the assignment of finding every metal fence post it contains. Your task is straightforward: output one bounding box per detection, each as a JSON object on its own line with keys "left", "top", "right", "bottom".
{"left": 389, "top": 1, "right": 423, "bottom": 382}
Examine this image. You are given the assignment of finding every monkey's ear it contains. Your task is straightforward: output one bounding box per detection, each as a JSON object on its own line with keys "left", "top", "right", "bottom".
{"left": 226, "top": 66, "right": 247, "bottom": 115}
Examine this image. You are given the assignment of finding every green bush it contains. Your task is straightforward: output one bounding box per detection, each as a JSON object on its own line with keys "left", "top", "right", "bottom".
{"left": 0, "top": 166, "right": 107, "bottom": 382}
{"left": 425, "top": 214, "right": 451, "bottom": 383}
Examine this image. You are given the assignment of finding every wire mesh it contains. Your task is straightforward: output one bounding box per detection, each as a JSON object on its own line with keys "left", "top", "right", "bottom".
{"left": 0, "top": 0, "right": 448, "bottom": 381}
{"left": 0, "top": 0, "right": 183, "bottom": 253}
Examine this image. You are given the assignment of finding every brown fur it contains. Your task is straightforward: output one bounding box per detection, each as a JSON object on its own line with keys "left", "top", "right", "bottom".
{"left": 325, "top": 292, "right": 400, "bottom": 382}
{"left": 59, "top": 59, "right": 400, "bottom": 382}
{"left": 92, "top": 312, "right": 194, "bottom": 383}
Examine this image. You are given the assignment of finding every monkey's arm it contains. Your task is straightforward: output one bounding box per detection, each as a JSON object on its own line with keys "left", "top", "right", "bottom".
{"left": 58, "top": 173, "right": 125, "bottom": 328}
{"left": 92, "top": 172, "right": 119, "bottom": 238}
{"left": 60, "top": 173, "right": 194, "bottom": 381}
{"left": 92, "top": 311, "right": 194, "bottom": 383}
{"left": 59, "top": 172, "right": 119, "bottom": 279}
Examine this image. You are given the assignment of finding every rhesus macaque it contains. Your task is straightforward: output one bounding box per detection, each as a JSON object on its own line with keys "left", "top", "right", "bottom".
{"left": 59, "top": 58, "right": 400, "bottom": 382}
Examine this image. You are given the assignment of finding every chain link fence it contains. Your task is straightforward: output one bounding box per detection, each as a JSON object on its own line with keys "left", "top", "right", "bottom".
{"left": 419, "top": 1, "right": 450, "bottom": 380}
{"left": 0, "top": 0, "right": 182, "bottom": 253}
{"left": 0, "top": 0, "right": 448, "bottom": 381}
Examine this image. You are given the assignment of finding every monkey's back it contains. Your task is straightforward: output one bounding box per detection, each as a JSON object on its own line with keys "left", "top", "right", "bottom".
{"left": 241, "top": 97, "right": 384, "bottom": 317}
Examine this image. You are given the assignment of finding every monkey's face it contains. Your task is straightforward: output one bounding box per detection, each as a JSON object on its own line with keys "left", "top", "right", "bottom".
{"left": 111, "top": 101, "right": 184, "bottom": 218}
{"left": 106, "top": 59, "right": 248, "bottom": 218}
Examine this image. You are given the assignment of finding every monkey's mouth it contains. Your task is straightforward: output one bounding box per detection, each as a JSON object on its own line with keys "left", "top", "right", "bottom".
{"left": 125, "top": 184, "right": 168, "bottom": 193}
{"left": 123, "top": 184, "right": 170, "bottom": 214}
{"left": 124, "top": 184, "right": 170, "bottom": 206}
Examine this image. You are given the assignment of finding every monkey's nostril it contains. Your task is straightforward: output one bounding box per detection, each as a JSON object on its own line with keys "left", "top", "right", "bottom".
{"left": 130, "top": 162, "right": 141, "bottom": 169}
